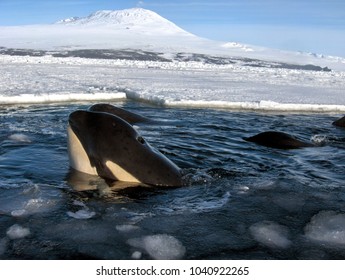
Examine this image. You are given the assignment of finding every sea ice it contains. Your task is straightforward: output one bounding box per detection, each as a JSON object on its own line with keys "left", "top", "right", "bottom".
{"left": 67, "top": 200, "right": 96, "bottom": 219}
{"left": 4, "top": 198, "right": 57, "bottom": 217}
{"left": 116, "top": 224, "right": 140, "bottom": 233}
{"left": 67, "top": 209, "right": 96, "bottom": 219}
{"left": 8, "top": 133, "right": 31, "bottom": 143}
{"left": 0, "top": 54, "right": 344, "bottom": 111}
{"left": 127, "top": 234, "right": 186, "bottom": 259}
{"left": 11, "top": 209, "right": 27, "bottom": 217}
{"left": 72, "top": 200, "right": 87, "bottom": 207}
{"left": 10, "top": 198, "right": 59, "bottom": 216}
{"left": 25, "top": 198, "right": 49, "bottom": 212}
{"left": 249, "top": 221, "right": 292, "bottom": 249}
{"left": 0, "top": 184, "right": 61, "bottom": 217}
{"left": 304, "top": 210, "right": 345, "bottom": 246}
{"left": 131, "top": 251, "right": 142, "bottom": 259}
{"left": 6, "top": 224, "right": 31, "bottom": 239}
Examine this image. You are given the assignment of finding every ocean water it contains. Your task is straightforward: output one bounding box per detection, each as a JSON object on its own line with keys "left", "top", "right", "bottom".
{"left": 0, "top": 101, "right": 345, "bottom": 260}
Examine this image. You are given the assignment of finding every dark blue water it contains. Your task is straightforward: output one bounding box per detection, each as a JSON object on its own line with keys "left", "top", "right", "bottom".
{"left": 1, "top": 102, "right": 345, "bottom": 259}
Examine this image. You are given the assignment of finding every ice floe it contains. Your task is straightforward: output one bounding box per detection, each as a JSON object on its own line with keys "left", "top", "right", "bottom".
{"left": 67, "top": 209, "right": 96, "bottom": 219}
{"left": 305, "top": 211, "right": 345, "bottom": 246}
{"left": 249, "top": 221, "right": 292, "bottom": 249}
{"left": 6, "top": 224, "right": 31, "bottom": 239}
{"left": 8, "top": 133, "right": 31, "bottom": 143}
{"left": 127, "top": 234, "right": 186, "bottom": 259}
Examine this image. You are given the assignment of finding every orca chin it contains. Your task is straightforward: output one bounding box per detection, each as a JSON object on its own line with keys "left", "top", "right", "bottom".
{"left": 67, "top": 107, "right": 182, "bottom": 187}
{"left": 243, "top": 131, "right": 314, "bottom": 149}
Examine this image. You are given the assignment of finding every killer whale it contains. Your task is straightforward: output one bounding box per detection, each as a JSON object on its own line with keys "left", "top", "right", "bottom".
{"left": 333, "top": 116, "right": 345, "bottom": 128}
{"left": 67, "top": 110, "right": 182, "bottom": 187}
{"left": 243, "top": 131, "right": 314, "bottom": 149}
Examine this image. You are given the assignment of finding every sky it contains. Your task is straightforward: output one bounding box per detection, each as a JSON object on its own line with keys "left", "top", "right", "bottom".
{"left": 0, "top": 0, "right": 344, "bottom": 57}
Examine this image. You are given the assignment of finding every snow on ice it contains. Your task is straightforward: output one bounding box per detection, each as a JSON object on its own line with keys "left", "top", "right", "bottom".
{"left": 0, "top": 54, "right": 344, "bottom": 112}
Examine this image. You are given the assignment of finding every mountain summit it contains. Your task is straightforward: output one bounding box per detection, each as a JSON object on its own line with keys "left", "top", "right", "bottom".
{"left": 56, "top": 8, "right": 185, "bottom": 32}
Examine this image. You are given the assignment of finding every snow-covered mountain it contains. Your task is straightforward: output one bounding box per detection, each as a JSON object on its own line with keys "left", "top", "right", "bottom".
{"left": 0, "top": 8, "right": 344, "bottom": 71}
{"left": 56, "top": 8, "right": 185, "bottom": 32}
{"left": 0, "top": 8, "right": 198, "bottom": 51}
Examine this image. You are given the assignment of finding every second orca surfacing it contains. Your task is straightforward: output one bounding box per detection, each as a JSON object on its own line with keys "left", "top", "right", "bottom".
{"left": 243, "top": 131, "right": 314, "bottom": 149}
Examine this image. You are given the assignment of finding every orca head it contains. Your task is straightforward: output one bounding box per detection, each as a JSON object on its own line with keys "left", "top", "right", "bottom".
{"left": 68, "top": 110, "right": 182, "bottom": 187}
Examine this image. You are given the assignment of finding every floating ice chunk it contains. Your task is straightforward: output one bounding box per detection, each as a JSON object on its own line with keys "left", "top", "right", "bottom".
{"left": 249, "top": 221, "right": 292, "bottom": 249}
{"left": 116, "top": 224, "right": 140, "bottom": 233}
{"left": 131, "top": 251, "right": 142, "bottom": 259}
{"left": 6, "top": 198, "right": 58, "bottom": 217}
{"left": 6, "top": 224, "right": 31, "bottom": 239}
{"left": 72, "top": 200, "right": 87, "bottom": 207}
{"left": 67, "top": 209, "right": 96, "bottom": 219}
{"left": 67, "top": 200, "right": 96, "bottom": 219}
{"left": 128, "top": 234, "right": 186, "bottom": 260}
{"left": 0, "top": 184, "right": 60, "bottom": 217}
{"left": 304, "top": 211, "right": 345, "bottom": 246}
{"left": 23, "top": 198, "right": 58, "bottom": 215}
{"left": 8, "top": 133, "right": 31, "bottom": 143}
{"left": 11, "top": 209, "right": 28, "bottom": 217}
{"left": 25, "top": 198, "right": 45, "bottom": 211}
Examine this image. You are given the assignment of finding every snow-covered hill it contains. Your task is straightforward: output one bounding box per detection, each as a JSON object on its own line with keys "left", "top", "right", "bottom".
{"left": 0, "top": 8, "right": 344, "bottom": 71}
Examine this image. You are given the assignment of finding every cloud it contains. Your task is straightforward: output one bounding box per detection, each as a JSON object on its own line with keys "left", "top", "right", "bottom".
{"left": 136, "top": 1, "right": 145, "bottom": 7}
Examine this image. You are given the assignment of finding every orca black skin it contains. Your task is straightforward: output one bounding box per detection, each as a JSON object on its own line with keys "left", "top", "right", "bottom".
{"left": 89, "top": 103, "right": 150, "bottom": 124}
{"left": 243, "top": 131, "right": 314, "bottom": 149}
{"left": 333, "top": 116, "right": 345, "bottom": 128}
{"left": 67, "top": 110, "right": 182, "bottom": 187}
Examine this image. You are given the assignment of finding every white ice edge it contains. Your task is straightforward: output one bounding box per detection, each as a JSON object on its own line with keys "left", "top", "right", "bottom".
{"left": 0, "top": 92, "right": 126, "bottom": 105}
{"left": 2, "top": 93, "right": 345, "bottom": 113}
{"left": 163, "top": 100, "right": 345, "bottom": 113}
